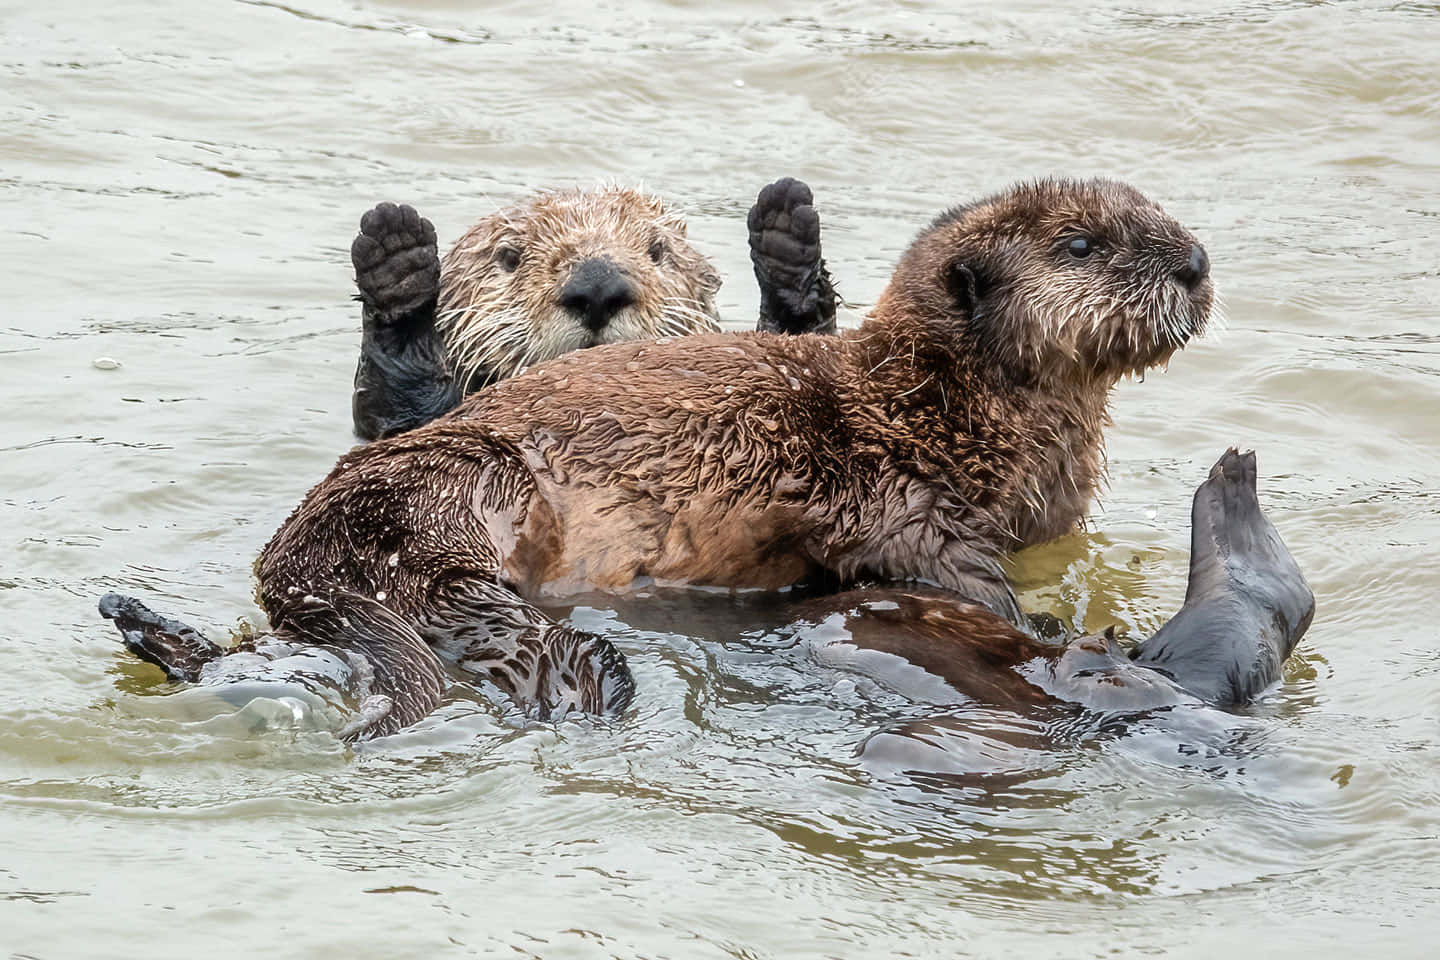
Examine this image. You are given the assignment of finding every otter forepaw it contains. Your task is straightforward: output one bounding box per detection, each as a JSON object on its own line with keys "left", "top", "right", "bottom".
{"left": 352, "top": 202, "right": 441, "bottom": 323}
{"left": 749, "top": 177, "right": 837, "bottom": 336}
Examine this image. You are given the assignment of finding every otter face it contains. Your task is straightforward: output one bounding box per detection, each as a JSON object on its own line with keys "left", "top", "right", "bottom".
{"left": 437, "top": 186, "right": 723, "bottom": 390}
{"left": 918, "top": 179, "right": 1213, "bottom": 385}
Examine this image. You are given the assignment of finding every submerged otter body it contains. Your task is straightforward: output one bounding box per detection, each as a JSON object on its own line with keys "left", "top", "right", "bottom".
{"left": 801, "top": 450, "right": 1314, "bottom": 716}
{"left": 351, "top": 179, "right": 835, "bottom": 440}
{"left": 266, "top": 178, "right": 1213, "bottom": 633}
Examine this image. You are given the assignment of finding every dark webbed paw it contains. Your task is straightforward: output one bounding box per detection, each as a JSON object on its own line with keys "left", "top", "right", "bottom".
{"left": 352, "top": 202, "right": 440, "bottom": 323}
{"left": 749, "top": 177, "right": 837, "bottom": 336}
{"left": 350, "top": 202, "right": 459, "bottom": 441}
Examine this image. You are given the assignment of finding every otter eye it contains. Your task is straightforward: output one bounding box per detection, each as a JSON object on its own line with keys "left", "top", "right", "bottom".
{"left": 1066, "top": 236, "right": 1094, "bottom": 260}
{"left": 495, "top": 246, "right": 521, "bottom": 272}
{"left": 647, "top": 238, "right": 667, "bottom": 265}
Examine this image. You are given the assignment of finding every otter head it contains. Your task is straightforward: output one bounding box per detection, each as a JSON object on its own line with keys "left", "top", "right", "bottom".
{"left": 437, "top": 185, "right": 723, "bottom": 390}
{"left": 881, "top": 179, "right": 1213, "bottom": 388}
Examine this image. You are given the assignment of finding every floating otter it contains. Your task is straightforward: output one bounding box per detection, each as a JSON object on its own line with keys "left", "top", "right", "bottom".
{"left": 351, "top": 179, "right": 836, "bottom": 439}
{"left": 101, "top": 177, "right": 1212, "bottom": 728}
{"left": 800, "top": 449, "right": 1314, "bottom": 715}
{"left": 98, "top": 450, "right": 1311, "bottom": 742}
{"left": 241, "top": 178, "right": 1213, "bottom": 711}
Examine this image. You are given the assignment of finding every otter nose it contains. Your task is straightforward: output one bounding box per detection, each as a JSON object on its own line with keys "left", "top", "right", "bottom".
{"left": 560, "top": 259, "right": 637, "bottom": 332}
{"left": 1174, "top": 244, "right": 1210, "bottom": 289}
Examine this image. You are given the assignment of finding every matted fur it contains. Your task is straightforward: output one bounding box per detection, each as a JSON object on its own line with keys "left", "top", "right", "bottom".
{"left": 437, "top": 185, "right": 722, "bottom": 390}
{"left": 260, "top": 179, "right": 1212, "bottom": 629}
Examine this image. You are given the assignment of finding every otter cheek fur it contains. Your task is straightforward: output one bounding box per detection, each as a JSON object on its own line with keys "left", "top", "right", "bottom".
{"left": 258, "top": 178, "right": 1211, "bottom": 633}
{"left": 866, "top": 178, "right": 1214, "bottom": 549}
{"left": 437, "top": 185, "right": 723, "bottom": 391}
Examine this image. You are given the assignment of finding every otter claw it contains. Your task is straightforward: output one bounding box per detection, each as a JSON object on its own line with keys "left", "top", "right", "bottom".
{"left": 353, "top": 202, "right": 441, "bottom": 323}
{"left": 749, "top": 177, "right": 837, "bottom": 336}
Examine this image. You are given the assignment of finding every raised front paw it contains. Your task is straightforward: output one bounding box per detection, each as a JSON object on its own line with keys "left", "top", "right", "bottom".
{"left": 748, "top": 177, "right": 836, "bottom": 335}
{"left": 352, "top": 202, "right": 441, "bottom": 322}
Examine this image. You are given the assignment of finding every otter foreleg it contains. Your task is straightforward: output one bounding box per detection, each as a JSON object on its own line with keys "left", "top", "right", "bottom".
{"left": 749, "top": 178, "right": 837, "bottom": 336}
{"left": 418, "top": 578, "right": 635, "bottom": 721}
{"left": 351, "top": 202, "right": 461, "bottom": 441}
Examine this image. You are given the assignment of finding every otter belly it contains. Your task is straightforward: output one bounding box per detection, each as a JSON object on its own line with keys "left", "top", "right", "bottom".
{"left": 494, "top": 482, "right": 817, "bottom": 597}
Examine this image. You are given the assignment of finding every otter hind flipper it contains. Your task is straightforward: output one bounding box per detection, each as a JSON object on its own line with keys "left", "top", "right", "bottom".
{"left": 1187, "top": 448, "right": 1314, "bottom": 649}
{"left": 271, "top": 590, "right": 447, "bottom": 740}
{"left": 749, "top": 177, "right": 837, "bottom": 336}
{"left": 351, "top": 202, "right": 460, "bottom": 441}
{"left": 421, "top": 578, "right": 635, "bottom": 721}
{"left": 98, "top": 593, "right": 224, "bottom": 683}
{"left": 1131, "top": 449, "right": 1315, "bottom": 706}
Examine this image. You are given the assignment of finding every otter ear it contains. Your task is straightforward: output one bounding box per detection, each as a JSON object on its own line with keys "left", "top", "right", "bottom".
{"left": 945, "top": 262, "right": 979, "bottom": 313}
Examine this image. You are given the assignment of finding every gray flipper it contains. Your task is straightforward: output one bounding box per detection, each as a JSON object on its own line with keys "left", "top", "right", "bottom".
{"left": 1130, "top": 448, "right": 1315, "bottom": 705}
{"left": 419, "top": 577, "right": 635, "bottom": 720}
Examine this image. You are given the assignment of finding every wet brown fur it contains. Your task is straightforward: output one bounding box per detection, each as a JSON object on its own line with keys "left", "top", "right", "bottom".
{"left": 259, "top": 179, "right": 1212, "bottom": 625}
{"left": 438, "top": 185, "right": 722, "bottom": 390}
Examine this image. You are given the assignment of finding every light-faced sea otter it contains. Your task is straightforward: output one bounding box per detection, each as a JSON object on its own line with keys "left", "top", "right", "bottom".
{"left": 351, "top": 179, "right": 836, "bottom": 440}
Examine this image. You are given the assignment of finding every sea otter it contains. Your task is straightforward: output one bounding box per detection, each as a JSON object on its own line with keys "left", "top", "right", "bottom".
{"left": 351, "top": 179, "right": 836, "bottom": 439}
{"left": 98, "top": 451, "right": 1310, "bottom": 741}
{"left": 233, "top": 177, "right": 1213, "bottom": 718}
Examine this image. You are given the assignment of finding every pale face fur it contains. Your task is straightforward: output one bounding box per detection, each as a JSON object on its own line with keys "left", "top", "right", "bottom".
{"left": 436, "top": 186, "right": 723, "bottom": 391}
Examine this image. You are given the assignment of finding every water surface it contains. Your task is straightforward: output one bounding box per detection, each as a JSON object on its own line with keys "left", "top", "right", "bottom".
{"left": 2, "top": 1, "right": 1438, "bottom": 956}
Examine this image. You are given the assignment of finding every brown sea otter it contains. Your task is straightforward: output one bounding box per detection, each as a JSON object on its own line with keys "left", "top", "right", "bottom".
{"left": 100, "top": 177, "right": 1220, "bottom": 733}
{"left": 234, "top": 178, "right": 1212, "bottom": 714}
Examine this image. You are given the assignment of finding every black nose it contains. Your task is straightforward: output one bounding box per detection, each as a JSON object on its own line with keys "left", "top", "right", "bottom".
{"left": 559, "top": 259, "right": 637, "bottom": 332}
{"left": 1174, "top": 244, "right": 1210, "bottom": 289}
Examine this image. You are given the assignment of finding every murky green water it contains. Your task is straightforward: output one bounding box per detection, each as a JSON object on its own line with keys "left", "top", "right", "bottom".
{"left": 3, "top": 0, "right": 1438, "bottom": 956}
